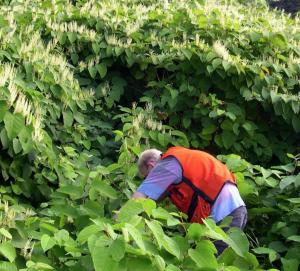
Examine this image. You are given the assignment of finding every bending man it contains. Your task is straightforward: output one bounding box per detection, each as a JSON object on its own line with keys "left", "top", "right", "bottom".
{"left": 132, "top": 146, "right": 247, "bottom": 255}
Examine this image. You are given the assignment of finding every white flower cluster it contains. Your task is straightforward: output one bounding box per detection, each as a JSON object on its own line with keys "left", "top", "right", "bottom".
{"left": 213, "top": 40, "right": 248, "bottom": 69}
{"left": 9, "top": 83, "right": 32, "bottom": 124}
{"left": 125, "top": 22, "right": 142, "bottom": 36}
{"left": 131, "top": 103, "right": 164, "bottom": 133}
{"left": 171, "top": 39, "right": 188, "bottom": 50}
{"left": 149, "top": 31, "right": 166, "bottom": 47}
{"left": 195, "top": 34, "right": 209, "bottom": 51}
{"left": 46, "top": 20, "right": 97, "bottom": 41}
{"left": 22, "top": 238, "right": 35, "bottom": 260}
{"left": 0, "top": 200, "right": 15, "bottom": 228}
{"left": 0, "top": 13, "right": 17, "bottom": 47}
{"left": 10, "top": 82, "right": 43, "bottom": 141}
{"left": 32, "top": 106, "right": 43, "bottom": 142}
{"left": 0, "top": 62, "right": 44, "bottom": 141}
{"left": 146, "top": 117, "right": 163, "bottom": 131}
{"left": 0, "top": 63, "right": 16, "bottom": 87}
{"left": 213, "top": 40, "right": 230, "bottom": 61}
{"left": 106, "top": 34, "right": 132, "bottom": 48}
{"left": 100, "top": 82, "right": 110, "bottom": 97}
{"left": 88, "top": 57, "right": 101, "bottom": 69}
{"left": 288, "top": 54, "right": 300, "bottom": 66}
{"left": 80, "top": 0, "right": 106, "bottom": 18}
{"left": 80, "top": 0, "right": 152, "bottom": 38}
{"left": 0, "top": 63, "right": 33, "bottom": 125}
{"left": 18, "top": 33, "right": 82, "bottom": 102}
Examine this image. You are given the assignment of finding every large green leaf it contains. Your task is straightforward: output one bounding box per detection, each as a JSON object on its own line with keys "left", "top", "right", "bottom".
{"left": 187, "top": 223, "right": 206, "bottom": 240}
{"left": 97, "top": 63, "right": 107, "bottom": 78}
{"left": 91, "top": 244, "right": 118, "bottom": 271}
{"left": 161, "top": 235, "right": 180, "bottom": 259}
{"left": 292, "top": 116, "right": 300, "bottom": 132}
{"left": 110, "top": 238, "right": 125, "bottom": 262}
{"left": 0, "top": 242, "right": 16, "bottom": 263}
{"left": 12, "top": 138, "right": 22, "bottom": 154}
{"left": 62, "top": 110, "right": 73, "bottom": 128}
{"left": 18, "top": 127, "right": 33, "bottom": 153}
{"left": 54, "top": 229, "right": 69, "bottom": 246}
{"left": 0, "top": 228, "right": 12, "bottom": 239}
{"left": 280, "top": 175, "right": 300, "bottom": 190}
{"left": 252, "top": 247, "right": 277, "bottom": 263}
{"left": 281, "top": 258, "right": 299, "bottom": 271}
{"left": 287, "top": 235, "right": 300, "bottom": 242}
{"left": 41, "top": 234, "right": 56, "bottom": 252}
{"left": 188, "top": 240, "right": 217, "bottom": 269}
{"left": 225, "top": 228, "right": 249, "bottom": 258}
{"left": 82, "top": 200, "right": 104, "bottom": 217}
{"left": 58, "top": 184, "right": 84, "bottom": 199}
{"left": 270, "top": 33, "right": 287, "bottom": 49}
{"left": 126, "top": 257, "right": 155, "bottom": 271}
{"left": 0, "top": 101, "right": 8, "bottom": 121}
{"left": 287, "top": 198, "right": 300, "bottom": 204}
{"left": 151, "top": 207, "right": 172, "bottom": 220}
{"left": 77, "top": 224, "right": 105, "bottom": 244}
{"left": 0, "top": 129, "right": 9, "bottom": 148}
{"left": 145, "top": 220, "right": 164, "bottom": 249}
{"left": 0, "top": 262, "right": 18, "bottom": 271}
{"left": 153, "top": 254, "right": 165, "bottom": 271}
{"left": 203, "top": 219, "right": 227, "bottom": 241}
{"left": 125, "top": 223, "right": 145, "bottom": 251}
{"left": 92, "top": 180, "right": 117, "bottom": 199}
{"left": 117, "top": 200, "right": 143, "bottom": 222}
{"left": 3, "top": 112, "right": 24, "bottom": 140}
{"left": 221, "top": 131, "right": 236, "bottom": 149}
{"left": 165, "top": 265, "right": 181, "bottom": 271}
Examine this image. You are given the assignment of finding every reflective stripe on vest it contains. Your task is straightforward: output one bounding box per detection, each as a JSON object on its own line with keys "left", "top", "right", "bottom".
{"left": 161, "top": 146, "right": 236, "bottom": 223}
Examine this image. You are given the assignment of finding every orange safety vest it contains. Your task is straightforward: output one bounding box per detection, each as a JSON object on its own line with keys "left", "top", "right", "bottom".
{"left": 161, "top": 146, "right": 236, "bottom": 223}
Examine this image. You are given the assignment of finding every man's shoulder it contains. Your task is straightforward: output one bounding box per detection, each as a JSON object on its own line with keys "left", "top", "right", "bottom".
{"left": 154, "top": 156, "right": 182, "bottom": 180}
{"left": 159, "top": 156, "right": 181, "bottom": 168}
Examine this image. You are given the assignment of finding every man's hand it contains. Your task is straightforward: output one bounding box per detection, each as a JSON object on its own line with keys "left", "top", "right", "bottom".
{"left": 132, "top": 191, "right": 147, "bottom": 199}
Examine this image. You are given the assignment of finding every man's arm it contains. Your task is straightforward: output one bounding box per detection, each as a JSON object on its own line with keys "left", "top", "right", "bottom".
{"left": 133, "top": 157, "right": 182, "bottom": 201}
{"left": 131, "top": 190, "right": 168, "bottom": 203}
{"left": 132, "top": 191, "right": 147, "bottom": 199}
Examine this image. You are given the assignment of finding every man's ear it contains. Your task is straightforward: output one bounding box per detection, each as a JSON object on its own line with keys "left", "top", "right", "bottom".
{"left": 147, "top": 159, "right": 157, "bottom": 168}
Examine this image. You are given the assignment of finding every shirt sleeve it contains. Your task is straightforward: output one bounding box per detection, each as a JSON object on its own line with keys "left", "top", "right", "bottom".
{"left": 136, "top": 157, "right": 182, "bottom": 200}
{"left": 211, "top": 183, "right": 246, "bottom": 223}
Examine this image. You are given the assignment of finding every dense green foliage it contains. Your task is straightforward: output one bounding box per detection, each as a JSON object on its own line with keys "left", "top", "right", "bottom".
{"left": 0, "top": 0, "right": 299, "bottom": 270}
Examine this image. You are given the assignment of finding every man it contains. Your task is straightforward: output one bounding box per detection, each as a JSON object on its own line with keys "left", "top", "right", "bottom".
{"left": 132, "top": 146, "right": 247, "bottom": 255}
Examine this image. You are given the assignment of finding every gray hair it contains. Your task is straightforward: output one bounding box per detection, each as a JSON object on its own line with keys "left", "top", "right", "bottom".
{"left": 137, "top": 148, "right": 162, "bottom": 175}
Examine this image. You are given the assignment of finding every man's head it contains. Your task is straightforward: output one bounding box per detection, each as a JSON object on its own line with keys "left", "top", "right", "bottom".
{"left": 137, "top": 149, "right": 162, "bottom": 177}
